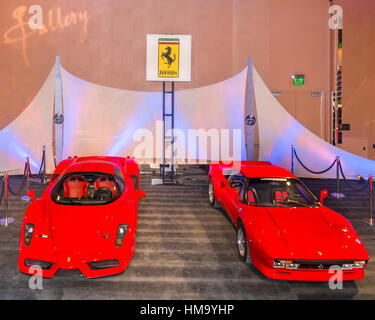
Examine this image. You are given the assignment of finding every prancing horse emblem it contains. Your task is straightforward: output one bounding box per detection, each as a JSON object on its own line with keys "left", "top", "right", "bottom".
{"left": 161, "top": 46, "right": 176, "bottom": 68}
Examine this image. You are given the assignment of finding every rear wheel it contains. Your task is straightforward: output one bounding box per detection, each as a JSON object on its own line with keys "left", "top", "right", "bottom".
{"left": 237, "top": 222, "right": 252, "bottom": 266}
{"left": 208, "top": 179, "right": 219, "bottom": 208}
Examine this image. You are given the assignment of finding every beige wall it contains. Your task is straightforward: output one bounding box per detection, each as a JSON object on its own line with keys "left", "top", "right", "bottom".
{"left": 334, "top": 0, "right": 375, "bottom": 160}
{"left": 0, "top": 0, "right": 373, "bottom": 159}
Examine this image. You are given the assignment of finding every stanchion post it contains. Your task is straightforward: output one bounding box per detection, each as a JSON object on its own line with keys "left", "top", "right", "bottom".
{"left": 5, "top": 174, "right": 9, "bottom": 225}
{"left": 291, "top": 145, "right": 295, "bottom": 174}
{"left": 336, "top": 156, "right": 340, "bottom": 197}
{"left": 331, "top": 156, "right": 345, "bottom": 199}
{"left": 26, "top": 156, "right": 29, "bottom": 192}
{"left": 0, "top": 174, "right": 15, "bottom": 226}
{"left": 21, "top": 157, "right": 30, "bottom": 201}
{"left": 42, "top": 145, "right": 47, "bottom": 184}
{"left": 364, "top": 175, "right": 374, "bottom": 226}
{"left": 369, "top": 175, "right": 373, "bottom": 226}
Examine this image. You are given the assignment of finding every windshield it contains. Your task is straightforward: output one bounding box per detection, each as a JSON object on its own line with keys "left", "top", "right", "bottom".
{"left": 245, "top": 177, "right": 319, "bottom": 208}
{"left": 51, "top": 172, "right": 124, "bottom": 205}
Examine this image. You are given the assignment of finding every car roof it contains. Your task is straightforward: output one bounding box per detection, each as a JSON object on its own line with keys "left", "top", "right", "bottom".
{"left": 218, "top": 161, "right": 295, "bottom": 179}
{"left": 240, "top": 164, "right": 295, "bottom": 178}
{"left": 55, "top": 156, "right": 124, "bottom": 176}
{"left": 64, "top": 161, "right": 117, "bottom": 175}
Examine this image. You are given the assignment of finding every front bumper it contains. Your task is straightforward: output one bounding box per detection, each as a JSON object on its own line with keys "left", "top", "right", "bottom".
{"left": 256, "top": 258, "right": 367, "bottom": 281}
{"left": 18, "top": 238, "right": 136, "bottom": 279}
{"left": 262, "top": 266, "right": 365, "bottom": 281}
{"left": 250, "top": 247, "right": 367, "bottom": 281}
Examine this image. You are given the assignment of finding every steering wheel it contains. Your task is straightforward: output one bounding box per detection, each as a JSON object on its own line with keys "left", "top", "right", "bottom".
{"left": 93, "top": 187, "right": 113, "bottom": 201}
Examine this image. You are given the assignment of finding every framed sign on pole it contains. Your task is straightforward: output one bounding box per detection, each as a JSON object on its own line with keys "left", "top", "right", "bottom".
{"left": 146, "top": 34, "right": 192, "bottom": 184}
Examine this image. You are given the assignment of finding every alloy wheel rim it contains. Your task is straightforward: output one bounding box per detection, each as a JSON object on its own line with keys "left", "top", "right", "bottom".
{"left": 209, "top": 183, "right": 214, "bottom": 203}
{"left": 237, "top": 227, "right": 245, "bottom": 257}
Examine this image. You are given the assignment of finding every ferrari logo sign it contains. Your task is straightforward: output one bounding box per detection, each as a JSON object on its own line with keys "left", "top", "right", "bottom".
{"left": 146, "top": 34, "right": 191, "bottom": 82}
{"left": 158, "top": 38, "right": 179, "bottom": 78}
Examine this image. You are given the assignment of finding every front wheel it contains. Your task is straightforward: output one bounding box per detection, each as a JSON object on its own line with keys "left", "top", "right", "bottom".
{"left": 208, "top": 179, "right": 218, "bottom": 208}
{"left": 237, "top": 222, "right": 252, "bottom": 266}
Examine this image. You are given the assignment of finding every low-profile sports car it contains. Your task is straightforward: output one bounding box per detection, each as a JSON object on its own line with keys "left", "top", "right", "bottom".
{"left": 18, "top": 156, "right": 146, "bottom": 278}
{"left": 208, "top": 161, "right": 369, "bottom": 281}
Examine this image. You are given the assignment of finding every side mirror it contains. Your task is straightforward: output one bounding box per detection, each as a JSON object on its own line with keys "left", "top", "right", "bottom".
{"left": 27, "top": 189, "right": 36, "bottom": 202}
{"left": 320, "top": 190, "right": 328, "bottom": 204}
{"left": 129, "top": 190, "right": 146, "bottom": 200}
{"left": 135, "top": 190, "right": 146, "bottom": 199}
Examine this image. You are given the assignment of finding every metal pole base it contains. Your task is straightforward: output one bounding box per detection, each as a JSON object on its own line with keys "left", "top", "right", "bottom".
{"left": 151, "top": 179, "right": 163, "bottom": 185}
{"left": 363, "top": 218, "right": 374, "bottom": 226}
{"left": 331, "top": 192, "right": 346, "bottom": 199}
{"left": 0, "top": 218, "right": 15, "bottom": 226}
{"left": 21, "top": 195, "right": 31, "bottom": 201}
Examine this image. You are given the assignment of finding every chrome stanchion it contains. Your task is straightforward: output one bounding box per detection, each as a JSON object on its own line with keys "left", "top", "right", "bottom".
{"left": 0, "top": 174, "right": 15, "bottom": 226}
{"left": 331, "top": 156, "right": 345, "bottom": 199}
{"left": 363, "top": 175, "right": 373, "bottom": 226}
{"left": 41, "top": 145, "right": 48, "bottom": 184}
{"left": 21, "top": 157, "right": 30, "bottom": 201}
{"left": 291, "top": 145, "right": 295, "bottom": 174}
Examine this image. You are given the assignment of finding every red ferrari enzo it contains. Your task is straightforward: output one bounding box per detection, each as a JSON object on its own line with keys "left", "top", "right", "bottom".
{"left": 18, "top": 156, "right": 146, "bottom": 278}
{"left": 208, "top": 161, "right": 369, "bottom": 281}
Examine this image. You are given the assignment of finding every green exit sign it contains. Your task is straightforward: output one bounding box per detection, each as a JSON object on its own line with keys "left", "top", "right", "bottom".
{"left": 292, "top": 75, "right": 305, "bottom": 86}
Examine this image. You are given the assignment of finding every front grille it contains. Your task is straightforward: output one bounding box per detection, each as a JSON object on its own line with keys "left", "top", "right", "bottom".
{"left": 54, "top": 268, "right": 83, "bottom": 277}
{"left": 291, "top": 260, "right": 366, "bottom": 270}
{"left": 24, "top": 259, "right": 54, "bottom": 270}
{"left": 87, "top": 259, "right": 120, "bottom": 270}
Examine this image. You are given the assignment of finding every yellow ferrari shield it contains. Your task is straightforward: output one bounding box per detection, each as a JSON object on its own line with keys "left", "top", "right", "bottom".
{"left": 158, "top": 38, "right": 179, "bottom": 78}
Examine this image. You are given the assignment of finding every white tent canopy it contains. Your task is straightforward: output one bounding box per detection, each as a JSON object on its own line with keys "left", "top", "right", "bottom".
{"left": 0, "top": 59, "right": 374, "bottom": 179}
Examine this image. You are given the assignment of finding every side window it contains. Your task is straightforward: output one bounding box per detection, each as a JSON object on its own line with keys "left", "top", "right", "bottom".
{"left": 228, "top": 173, "right": 246, "bottom": 202}
{"left": 223, "top": 169, "right": 240, "bottom": 182}
{"left": 114, "top": 167, "right": 125, "bottom": 192}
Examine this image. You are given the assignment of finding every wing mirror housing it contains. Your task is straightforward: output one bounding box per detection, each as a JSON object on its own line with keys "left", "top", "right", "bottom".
{"left": 136, "top": 190, "right": 146, "bottom": 198}
{"left": 129, "top": 190, "right": 146, "bottom": 200}
{"left": 27, "top": 189, "right": 36, "bottom": 202}
{"left": 320, "top": 190, "right": 328, "bottom": 204}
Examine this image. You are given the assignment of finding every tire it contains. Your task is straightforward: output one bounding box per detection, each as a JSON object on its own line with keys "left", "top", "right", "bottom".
{"left": 236, "top": 221, "right": 252, "bottom": 266}
{"left": 208, "top": 179, "right": 219, "bottom": 208}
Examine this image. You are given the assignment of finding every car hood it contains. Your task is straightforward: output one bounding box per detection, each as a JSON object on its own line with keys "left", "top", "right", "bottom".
{"left": 265, "top": 206, "right": 367, "bottom": 260}
{"left": 47, "top": 201, "right": 121, "bottom": 255}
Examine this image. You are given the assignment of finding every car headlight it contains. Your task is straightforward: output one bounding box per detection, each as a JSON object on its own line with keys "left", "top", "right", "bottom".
{"left": 116, "top": 224, "right": 128, "bottom": 247}
{"left": 273, "top": 259, "right": 300, "bottom": 270}
{"left": 342, "top": 261, "right": 367, "bottom": 270}
{"left": 24, "top": 223, "right": 34, "bottom": 247}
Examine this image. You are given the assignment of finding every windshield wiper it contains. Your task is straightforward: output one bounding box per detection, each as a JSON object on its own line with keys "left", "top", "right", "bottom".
{"left": 252, "top": 202, "right": 285, "bottom": 207}
{"left": 278, "top": 200, "right": 313, "bottom": 208}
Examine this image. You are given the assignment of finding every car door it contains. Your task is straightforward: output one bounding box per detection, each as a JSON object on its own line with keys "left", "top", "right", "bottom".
{"left": 217, "top": 170, "right": 237, "bottom": 211}
{"left": 240, "top": 178, "right": 271, "bottom": 254}
{"left": 224, "top": 173, "right": 246, "bottom": 222}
